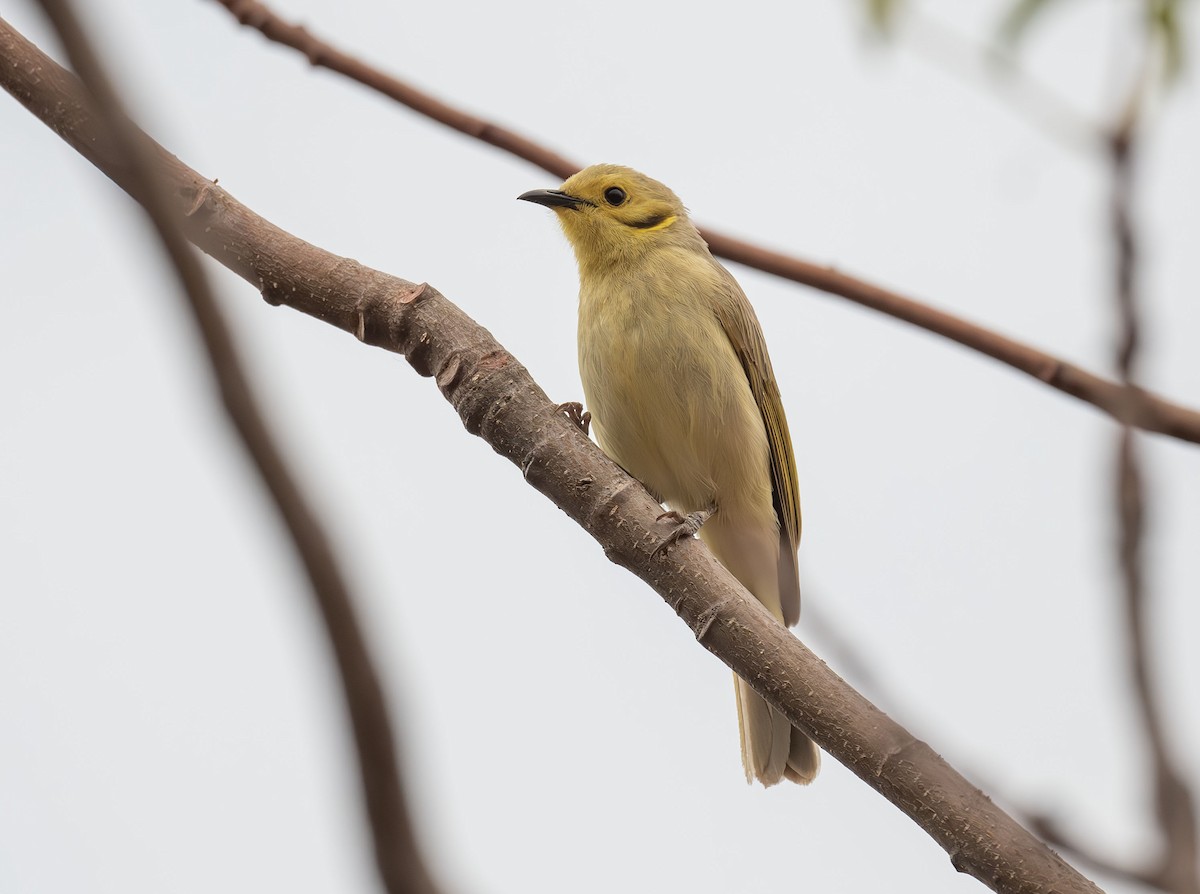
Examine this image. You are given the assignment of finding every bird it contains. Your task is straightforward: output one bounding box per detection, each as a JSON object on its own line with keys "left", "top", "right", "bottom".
{"left": 519, "top": 164, "right": 818, "bottom": 786}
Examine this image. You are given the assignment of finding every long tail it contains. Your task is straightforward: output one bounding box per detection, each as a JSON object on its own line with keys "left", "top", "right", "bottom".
{"left": 735, "top": 675, "right": 820, "bottom": 786}
{"left": 697, "top": 507, "right": 819, "bottom": 786}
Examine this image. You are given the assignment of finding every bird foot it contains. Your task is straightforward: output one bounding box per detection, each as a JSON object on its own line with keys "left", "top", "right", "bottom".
{"left": 555, "top": 401, "right": 591, "bottom": 436}
{"left": 652, "top": 506, "right": 716, "bottom": 558}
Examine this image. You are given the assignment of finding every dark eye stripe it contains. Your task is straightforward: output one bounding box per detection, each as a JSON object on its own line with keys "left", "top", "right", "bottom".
{"left": 628, "top": 212, "right": 670, "bottom": 229}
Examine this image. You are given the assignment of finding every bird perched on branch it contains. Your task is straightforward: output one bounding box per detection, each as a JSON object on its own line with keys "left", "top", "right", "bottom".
{"left": 519, "top": 164, "right": 818, "bottom": 786}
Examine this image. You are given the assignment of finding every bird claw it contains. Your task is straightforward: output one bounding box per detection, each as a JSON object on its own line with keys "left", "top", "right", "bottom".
{"left": 652, "top": 507, "right": 716, "bottom": 558}
{"left": 555, "top": 401, "right": 591, "bottom": 436}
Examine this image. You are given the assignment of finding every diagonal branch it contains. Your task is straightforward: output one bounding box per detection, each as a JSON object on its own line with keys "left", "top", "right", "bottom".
{"left": 20, "top": 6, "right": 442, "bottom": 894}
{"left": 206, "top": 0, "right": 1200, "bottom": 446}
{"left": 1029, "top": 812, "right": 1182, "bottom": 892}
{"left": 0, "top": 18, "right": 1104, "bottom": 894}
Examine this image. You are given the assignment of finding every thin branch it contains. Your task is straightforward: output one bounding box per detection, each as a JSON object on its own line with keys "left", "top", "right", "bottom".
{"left": 1105, "top": 86, "right": 1199, "bottom": 893}
{"left": 0, "top": 19, "right": 1105, "bottom": 893}
{"left": 803, "top": 606, "right": 1191, "bottom": 891}
{"left": 798, "top": 603, "right": 897, "bottom": 705}
{"left": 21, "top": 6, "right": 442, "bottom": 894}
{"left": 801, "top": 598, "right": 1193, "bottom": 891}
{"left": 206, "top": 0, "right": 1200, "bottom": 447}
{"left": 804, "top": 602, "right": 1196, "bottom": 892}
{"left": 1027, "top": 813, "right": 1169, "bottom": 890}
{"left": 875, "top": 13, "right": 1200, "bottom": 889}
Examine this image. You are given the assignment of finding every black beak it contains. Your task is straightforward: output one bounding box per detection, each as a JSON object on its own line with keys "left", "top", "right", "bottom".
{"left": 517, "top": 188, "right": 592, "bottom": 210}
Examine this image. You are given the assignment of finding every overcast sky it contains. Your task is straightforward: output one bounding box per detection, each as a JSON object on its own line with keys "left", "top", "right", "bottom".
{"left": 2, "top": 2, "right": 1198, "bottom": 893}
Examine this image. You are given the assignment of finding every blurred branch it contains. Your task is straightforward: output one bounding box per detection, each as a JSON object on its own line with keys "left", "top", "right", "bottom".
{"left": 902, "top": 10, "right": 1100, "bottom": 154}
{"left": 207, "top": 0, "right": 1200, "bottom": 447}
{"left": 0, "top": 18, "right": 1106, "bottom": 893}
{"left": 1035, "top": 114, "right": 1200, "bottom": 894}
{"left": 805, "top": 604, "right": 1188, "bottom": 891}
{"left": 864, "top": 5, "right": 1200, "bottom": 888}
{"left": 799, "top": 603, "right": 897, "bottom": 707}
{"left": 805, "top": 596, "right": 1196, "bottom": 891}
{"left": 1102, "top": 69, "right": 1198, "bottom": 893}
{"left": 1029, "top": 813, "right": 1186, "bottom": 893}
{"left": 1028, "top": 812, "right": 1169, "bottom": 888}
{"left": 21, "top": 6, "right": 442, "bottom": 894}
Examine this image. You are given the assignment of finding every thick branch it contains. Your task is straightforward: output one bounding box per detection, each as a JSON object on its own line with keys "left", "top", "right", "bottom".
{"left": 0, "top": 18, "right": 1103, "bottom": 894}
{"left": 207, "top": 0, "right": 1200, "bottom": 446}
{"left": 16, "top": 7, "right": 441, "bottom": 894}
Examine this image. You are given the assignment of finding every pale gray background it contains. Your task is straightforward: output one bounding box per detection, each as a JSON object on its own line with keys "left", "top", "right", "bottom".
{"left": 2, "top": 1, "right": 1197, "bottom": 893}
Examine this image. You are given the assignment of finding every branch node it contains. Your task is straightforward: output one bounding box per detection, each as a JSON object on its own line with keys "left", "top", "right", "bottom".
{"left": 947, "top": 844, "right": 970, "bottom": 875}
{"left": 351, "top": 288, "right": 401, "bottom": 349}
{"left": 404, "top": 330, "right": 435, "bottom": 377}
{"left": 521, "top": 450, "right": 537, "bottom": 480}
{"left": 183, "top": 179, "right": 217, "bottom": 217}
{"left": 667, "top": 586, "right": 689, "bottom": 613}
{"left": 259, "top": 276, "right": 284, "bottom": 306}
{"left": 229, "top": 0, "right": 268, "bottom": 29}
{"left": 399, "top": 281, "right": 429, "bottom": 305}
{"left": 693, "top": 599, "right": 732, "bottom": 644}
{"left": 476, "top": 349, "right": 511, "bottom": 372}
{"left": 876, "top": 734, "right": 924, "bottom": 777}
{"left": 435, "top": 353, "right": 464, "bottom": 394}
{"left": 437, "top": 348, "right": 512, "bottom": 413}
{"left": 293, "top": 25, "right": 325, "bottom": 66}
{"left": 1034, "top": 357, "right": 1063, "bottom": 385}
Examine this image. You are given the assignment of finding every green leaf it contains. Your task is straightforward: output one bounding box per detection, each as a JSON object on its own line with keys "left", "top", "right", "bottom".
{"left": 998, "top": 0, "right": 1063, "bottom": 49}
{"left": 1146, "top": 0, "right": 1185, "bottom": 82}
{"left": 864, "top": 0, "right": 903, "bottom": 36}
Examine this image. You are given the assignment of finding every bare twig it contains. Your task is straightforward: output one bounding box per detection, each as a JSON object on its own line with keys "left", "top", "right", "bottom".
{"left": 803, "top": 604, "right": 1193, "bottom": 892}
{"left": 23, "top": 6, "right": 442, "bottom": 894}
{"left": 0, "top": 19, "right": 1106, "bottom": 892}
{"left": 868, "top": 9, "right": 1200, "bottom": 889}
{"left": 798, "top": 603, "right": 897, "bottom": 705}
{"left": 1029, "top": 49, "right": 1200, "bottom": 894}
{"left": 1105, "top": 85, "right": 1199, "bottom": 892}
{"left": 802, "top": 597, "right": 1194, "bottom": 892}
{"left": 1027, "top": 813, "right": 1168, "bottom": 890}
{"left": 206, "top": 0, "right": 1200, "bottom": 446}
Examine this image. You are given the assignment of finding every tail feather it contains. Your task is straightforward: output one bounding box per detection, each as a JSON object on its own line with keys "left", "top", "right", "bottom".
{"left": 784, "top": 725, "right": 820, "bottom": 785}
{"left": 697, "top": 509, "right": 818, "bottom": 786}
{"left": 736, "top": 675, "right": 820, "bottom": 786}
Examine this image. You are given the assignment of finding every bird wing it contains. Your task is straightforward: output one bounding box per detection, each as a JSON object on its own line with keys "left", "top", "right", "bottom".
{"left": 712, "top": 272, "right": 803, "bottom": 627}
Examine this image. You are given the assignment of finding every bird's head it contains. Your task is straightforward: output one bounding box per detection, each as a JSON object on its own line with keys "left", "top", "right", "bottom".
{"left": 519, "top": 164, "right": 698, "bottom": 273}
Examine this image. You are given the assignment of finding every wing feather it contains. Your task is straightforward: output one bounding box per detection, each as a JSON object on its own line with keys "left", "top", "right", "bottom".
{"left": 712, "top": 272, "right": 803, "bottom": 626}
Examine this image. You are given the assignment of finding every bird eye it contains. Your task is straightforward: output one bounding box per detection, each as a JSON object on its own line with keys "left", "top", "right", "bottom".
{"left": 604, "top": 186, "right": 627, "bottom": 206}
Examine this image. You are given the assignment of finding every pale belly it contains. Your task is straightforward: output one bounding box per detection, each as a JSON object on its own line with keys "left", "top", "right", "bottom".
{"left": 577, "top": 288, "right": 773, "bottom": 519}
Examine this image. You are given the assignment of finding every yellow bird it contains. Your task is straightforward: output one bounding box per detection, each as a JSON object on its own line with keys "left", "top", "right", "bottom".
{"left": 520, "top": 164, "right": 818, "bottom": 786}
